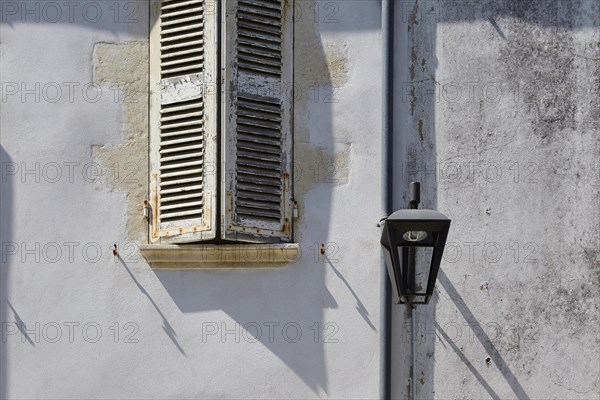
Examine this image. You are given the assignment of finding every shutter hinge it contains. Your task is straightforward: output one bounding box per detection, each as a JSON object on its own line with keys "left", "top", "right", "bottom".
{"left": 293, "top": 201, "right": 299, "bottom": 219}
{"left": 143, "top": 200, "right": 150, "bottom": 222}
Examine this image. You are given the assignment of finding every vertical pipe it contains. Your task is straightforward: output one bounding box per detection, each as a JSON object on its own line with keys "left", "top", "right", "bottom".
{"left": 411, "top": 307, "right": 417, "bottom": 400}
{"left": 380, "top": 0, "right": 394, "bottom": 399}
{"left": 409, "top": 182, "right": 420, "bottom": 400}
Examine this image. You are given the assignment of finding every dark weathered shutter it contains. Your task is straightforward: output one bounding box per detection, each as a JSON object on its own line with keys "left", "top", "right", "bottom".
{"left": 222, "top": 0, "right": 293, "bottom": 243}
{"left": 150, "top": 0, "right": 217, "bottom": 243}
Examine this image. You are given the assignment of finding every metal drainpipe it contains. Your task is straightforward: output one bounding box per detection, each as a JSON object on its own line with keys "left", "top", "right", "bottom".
{"left": 409, "top": 183, "right": 420, "bottom": 400}
{"left": 411, "top": 306, "right": 417, "bottom": 400}
{"left": 380, "top": 0, "right": 394, "bottom": 399}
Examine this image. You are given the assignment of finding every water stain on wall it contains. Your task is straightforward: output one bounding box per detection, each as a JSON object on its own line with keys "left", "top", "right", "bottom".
{"left": 498, "top": 21, "right": 577, "bottom": 140}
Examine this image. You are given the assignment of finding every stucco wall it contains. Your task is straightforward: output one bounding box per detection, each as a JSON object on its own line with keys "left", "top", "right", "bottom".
{"left": 1, "top": 1, "right": 382, "bottom": 398}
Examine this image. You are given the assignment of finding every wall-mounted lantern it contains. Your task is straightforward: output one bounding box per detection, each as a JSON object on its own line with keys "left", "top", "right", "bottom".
{"left": 380, "top": 182, "right": 451, "bottom": 304}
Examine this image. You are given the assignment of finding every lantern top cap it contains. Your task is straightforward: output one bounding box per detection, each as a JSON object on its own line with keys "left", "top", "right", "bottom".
{"left": 387, "top": 209, "right": 449, "bottom": 222}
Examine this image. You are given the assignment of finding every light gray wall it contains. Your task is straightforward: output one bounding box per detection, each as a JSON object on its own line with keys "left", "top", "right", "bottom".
{"left": 0, "top": 1, "right": 383, "bottom": 398}
{"left": 393, "top": 1, "right": 599, "bottom": 399}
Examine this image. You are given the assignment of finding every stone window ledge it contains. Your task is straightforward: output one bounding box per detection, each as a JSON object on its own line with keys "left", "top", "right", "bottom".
{"left": 139, "top": 243, "right": 300, "bottom": 270}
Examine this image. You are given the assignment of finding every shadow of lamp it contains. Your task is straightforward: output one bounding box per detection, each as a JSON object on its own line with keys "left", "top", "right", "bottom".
{"left": 380, "top": 182, "right": 451, "bottom": 305}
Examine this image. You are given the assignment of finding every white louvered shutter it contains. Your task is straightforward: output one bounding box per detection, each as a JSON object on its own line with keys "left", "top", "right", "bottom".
{"left": 149, "top": 0, "right": 217, "bottom": 243}
{"left": 222, "top": 0, "right": 294, "bottom": 243}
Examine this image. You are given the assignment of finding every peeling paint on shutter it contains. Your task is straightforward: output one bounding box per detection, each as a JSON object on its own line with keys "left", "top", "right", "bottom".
{"left": 222, "top": 0, "right": 293, "bottom": 243}
{"left": 150, "top": 0, "right": 217, "bottom": 243}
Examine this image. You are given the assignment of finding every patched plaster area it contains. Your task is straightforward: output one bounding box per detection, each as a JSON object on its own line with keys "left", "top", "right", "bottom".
{"left": 295, "top": 142, "right": 351, "bottom": 196}
{"left": 92, "top": 41, "right": 149, "bottom": 242}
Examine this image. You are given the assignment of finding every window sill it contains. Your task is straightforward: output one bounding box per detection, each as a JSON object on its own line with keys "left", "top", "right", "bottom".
{"left": 139, "top": 243, "right": 300, "bottom": 270}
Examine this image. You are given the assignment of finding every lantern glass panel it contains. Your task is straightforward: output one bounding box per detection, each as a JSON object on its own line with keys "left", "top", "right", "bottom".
{"left": 398, "top": 246, "right": 434, "bottom": 295}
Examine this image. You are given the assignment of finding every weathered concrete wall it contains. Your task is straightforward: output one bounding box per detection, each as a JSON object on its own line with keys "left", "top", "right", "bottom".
{"left": 0, "top": 1, "right": 383, "bottom": 398}
{"left": 393, "top": 0, "right": 599, "bottom": 399}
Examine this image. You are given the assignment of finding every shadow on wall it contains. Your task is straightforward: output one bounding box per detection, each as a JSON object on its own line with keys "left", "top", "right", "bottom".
{"left": 0, "top": 0, "right": 149, "bottom": 34}
{"left": 0, "top": 146, "right": 12, "bottom": 399}
{"left": 147, "top": 0, "right": 372, "bottom": 395}
{"left": 0, "top": 2, "right": 147, "bottom": 398}
{"left": 395, "top": 0, "right": 599, "bottom": 399}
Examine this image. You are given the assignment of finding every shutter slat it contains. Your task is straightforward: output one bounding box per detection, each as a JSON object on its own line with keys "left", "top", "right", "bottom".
{"left": 239, "top": 0, "right": 281, "bottom": 11}
{"left": 160, "top": 13, "right": 202, "bottom": 26}
{"left": 160, "top": 201, "right": 204, "bottom": 211}
{"left": 161, "top": 0, "right": 203, "bottom": 11}
{"left": 238, "top": 46, "right": 280, "bottom": 60}
{"left": 238, "top": 12, "right": 282, "bottom": 28}
{"left": 161, "top": 39, "right": 203, "bottom": 51}
{"left": 237, "top": 206, "right": 281, "bottom": 220}
{"left": 238, "top": 5, "right": 279, "bottom": 18}
{"left": 160, "top": 144, "right": 203, "bottom": 154}
{"left": 238, "top": 116, "right": 281, "bottom": 130}
{"left": 236, "top": 156, "right": 281, "bottom": 170}
{"left": 160, "top": 111, "right": 203, "bottom": 121}
{"left": 160, "top": 184, "right": 204, "bottom": 195}
{"left": 161, "top": 119, "right": 204, "bottom": 129}
{"left": 160, "top": 167, "right": 203, "bottom": 179}
{"left": 161, "top": 55, "right": 204, "bottom": 68}
{"left": 161, "top": 23, "right": 204, "bottom": 35}
{"left": 161, "top": 101, "right": 203, "bottom": 113}
{"left": 160, "top": 128, "right": 203, "bottom": 137}
{"left": 160, "top": 209, "right": 204, "bottom": 220}
{"left": 238, "top": 53, "right": 282, "bottom": 68}
{"left": 238, "top": 37, "right": 281, "bottom": 51}
{"left": 160, "top": 191, "right": 204, "bottom": 203}
{"left": 161, "top": 7, "right": 203, "bottom": 19}
{"left": 160, "top": 176, "right": 204, "bottom": 187}
{"left": 160, "top": 151, "right": 204, "bottom": 163}
{"left": 239, "top": 20, "right": 281, "bottom": 35}
{"left": 237, "top": 190, "right": 281, "bottom": 203}
{"left": 161, "top": 64, "right": 204, "bottom": 75}
{"left": 237, "top": 164, "right": 281, "bottom": 179}
{"left": 237, "top": 140, "right": 280, "bottom": 155}
{"left": 237, "top": 125, "right": 281, "bottom": 139}
{"left": 237, "top": 133, "right": 280, "bottom": 146}
{"left": 238, "top": 149, "right": 281, "bottom": 163}
{"left": 236, "top": 200, "right": 280, "bottom": 212}
{"left": 161, "top": 135, "right": 204, "bottom": 146}
{"left": 236, "top": 174, "right": 281, "bottom": 188}
{"left": 236, "top": 182, "right": 282, "bottom": 195}
{"left": 160, "top": 30, "right": 203, "bottom": 43}
{"left": 161, "top": 47, "right": 202, "bottom": 59}
{"left": 159, "top": 160, "right": 203, "bottom": 170}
